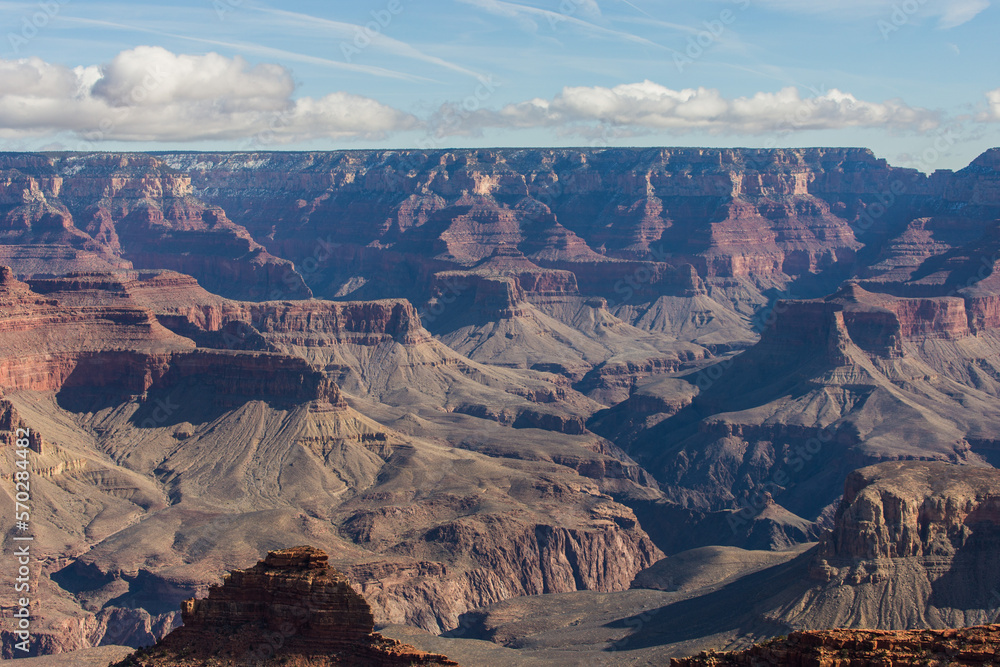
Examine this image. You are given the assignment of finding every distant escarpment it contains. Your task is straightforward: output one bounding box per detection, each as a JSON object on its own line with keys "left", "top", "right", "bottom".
{"left": 4, "top": 147, "right": 1000, "bottom": 313}
{"left": 0, "top": 153, "right": 306, "bottom": 299}
{"left": 112, "top": 546, "right": 458, "bottom": 666}
{"left": 155, "top": 148, "right": 889, "bottom": 304}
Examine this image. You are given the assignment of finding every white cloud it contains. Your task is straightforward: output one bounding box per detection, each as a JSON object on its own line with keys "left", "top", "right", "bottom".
{"left": 980, "top": 88, "right": 1000, "bottom": 121}
{"left": 937, "top": 0, "right": 990, "bottom": 27}
{"left": 456, "top": 0, "right": 664, "bottom": 49}
{"left": 0, "top": 50, "right": 947, "bottom": 145}
{"left": 92, "top": 47, "right": 294, "bottom": 110}
{"left": 252, "top": 7, "right": 485, "bottom": 80}
{"left": 431, "top": 81, "right": 940, "bottom": 137}
{"left": 0, "top": 47, "right": 418, "bottom": 143}
{"left": 751, "top": 0, "right": 989, "bottom": 27}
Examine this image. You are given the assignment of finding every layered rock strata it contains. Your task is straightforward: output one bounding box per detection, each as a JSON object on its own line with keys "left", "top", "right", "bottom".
{"left": 112, "top": 546, "right": 458, "bottom": 666}
{"left": 671, "top": 625, "right": 1000, "bottom": 666}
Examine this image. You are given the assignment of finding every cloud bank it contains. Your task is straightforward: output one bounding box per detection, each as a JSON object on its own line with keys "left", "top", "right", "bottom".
{"left": 430, "top": 81, "right": 940, "bottom": 137}
{"left": 0, "top": 46, "right": 419, "bottom": 144}
{"left": 0, "top": 49, "right": 951, "bottom": 145}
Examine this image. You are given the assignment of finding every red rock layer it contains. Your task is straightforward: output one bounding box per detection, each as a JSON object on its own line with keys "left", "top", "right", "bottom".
{"left": 0, "top": 154, "right": 307, "bottom": 300}
{"left": 671, "top": 625, "right": 1000, "bottom": 666}
{"left": 754, "top": 283, "right": 987, "bottom": 364}
{"left": 0, "top": 266, "right": 345, "bottom": 407}
{"left": 24, "top": 270, "right": 431, "bottom": 346}
{"left": 155, "top": 148, "right": 890, "bottom": 292}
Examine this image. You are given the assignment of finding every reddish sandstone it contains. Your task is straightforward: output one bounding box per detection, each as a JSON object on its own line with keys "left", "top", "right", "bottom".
{"left": 112, "top": 546, "right": 459, "bottom": 667}
{"left": 671, "top": 624, "right": 1000, "bottom": 666}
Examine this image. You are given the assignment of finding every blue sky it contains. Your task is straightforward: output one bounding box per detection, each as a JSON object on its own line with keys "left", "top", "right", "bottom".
{"left": 0, "top": 0, "right": 997, "bottom": 169}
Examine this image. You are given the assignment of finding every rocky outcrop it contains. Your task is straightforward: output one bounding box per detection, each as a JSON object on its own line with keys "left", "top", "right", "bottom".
{"left": 111, "top": 546, "right": 458, "bottom": 666}
{"left": 818, "top": 461, "right": 1000, "bottom": 562}
{"left": 753, "top": 284, "right": 976, "bottom": 364}
{"left": 752, "top": 462, "right": 1000, "bottom": 632}
{"left": 425, "top": 245, "right": 579, "bottom": 323}
{"left": 24, "top": 270, "right": 430, "bottom": 346}
{"left": 340, "top": 503, "right": 662, "bottom": 632}
{"left": 671, "top": 625, "right": 1000, "bottom": 666}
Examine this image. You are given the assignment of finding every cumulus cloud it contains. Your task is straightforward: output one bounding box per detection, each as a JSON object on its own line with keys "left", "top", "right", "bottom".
{"left": 0, "top": 50, "right": 945, "bottom": 145}
{"left": 0, "top": 47, "right": 418, "bottom": 144}
{"left": 430, "top": 81, "right": 940, "bottom": 137}
{"left": 980, "top": 88, "right": 1000, "bottom": 121}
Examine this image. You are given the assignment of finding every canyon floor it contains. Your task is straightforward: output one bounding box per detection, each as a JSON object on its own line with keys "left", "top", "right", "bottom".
{"left": 2, "top": 147, "right": 1000, "bottom": 663}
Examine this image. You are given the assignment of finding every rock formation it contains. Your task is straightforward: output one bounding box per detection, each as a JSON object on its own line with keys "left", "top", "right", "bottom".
{"left": 0, "top": 265, "right": 343, "bottom": 408}
{"left": 774, "top": 461, "right": 1000, "bottom": 630}
{"left": 670, "top": 625, "right": 1000, "bottom": 666}
{"left": 111, "top": 546, "right": 458, "bottom": 666}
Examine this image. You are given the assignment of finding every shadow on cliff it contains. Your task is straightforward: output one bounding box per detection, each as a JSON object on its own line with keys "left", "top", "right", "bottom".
{"left": 606, "top": 548, "right": 817, "bottom": 651}
{"left": 929, "top": 522, "right": 1000, "bottom": 613}
{"left": 57, "top": 378, "right": 253, "bottom": 429}
{"left": 51, "top": 559, "right": 189, "bottom": 625}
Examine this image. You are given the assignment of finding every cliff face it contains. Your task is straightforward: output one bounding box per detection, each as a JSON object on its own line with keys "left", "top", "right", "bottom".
{"left": 347, "top": 510, "right": 660, "bottom": 630}
{"left": 758, "top": 462, "right": 1000, "bottom": 632}
{"left": 820, "top": 461, "right": 1000, "bottom": 562}
{"left": 0, "top": 153, "right": 307, "bottom": 299}
{"left": 0, "top": 266, "right": 343, "bottom": 407}
{"left": 156, "top": 148, "right": 888, "bottom": 294}
{"left": 3, "top": 147, "right": 998, "bottom": 310}
{"left": 112, "top": 546, "right": 458, "bottom": 666}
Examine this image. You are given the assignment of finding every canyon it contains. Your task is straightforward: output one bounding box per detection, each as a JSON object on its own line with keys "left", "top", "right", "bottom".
{"left": 1, "top": 147, "right": 999, "bottom": 663}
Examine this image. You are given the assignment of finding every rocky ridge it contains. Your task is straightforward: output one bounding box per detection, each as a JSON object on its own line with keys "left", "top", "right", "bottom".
{"left": 670, "top": 625, "right": 1000, "bottom": 666}
{"left": 0, "top": 153, "right": 307, "bottom": 299}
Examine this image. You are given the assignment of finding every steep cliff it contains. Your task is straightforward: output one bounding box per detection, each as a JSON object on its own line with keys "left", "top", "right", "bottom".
{"left": 0, "top": 266, "right": 343, "bottom": 408}
{"left": 769, "top": 461, "right": 1000, "bottom": 630}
